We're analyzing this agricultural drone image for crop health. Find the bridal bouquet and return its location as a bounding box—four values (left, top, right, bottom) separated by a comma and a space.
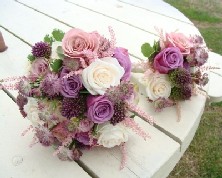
13, 28, 153, 168
132, 30, 209, 119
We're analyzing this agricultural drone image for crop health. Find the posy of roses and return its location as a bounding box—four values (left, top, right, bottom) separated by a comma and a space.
137, 30, 209, 119
11, 28, 154, 169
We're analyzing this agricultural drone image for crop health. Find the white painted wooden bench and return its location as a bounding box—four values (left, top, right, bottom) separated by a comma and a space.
207, 52, 222, 103
0, 0, 218, 177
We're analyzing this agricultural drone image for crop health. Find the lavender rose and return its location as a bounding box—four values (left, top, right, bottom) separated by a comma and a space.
78, 119, 94, 132
76, 132, 91, 145
113, 47, 131, 81
154, 47, 183, 74
87, 95, 114, 124
60, 68, 82, 98
62, 28, 99, 58
31, 57, 49, 76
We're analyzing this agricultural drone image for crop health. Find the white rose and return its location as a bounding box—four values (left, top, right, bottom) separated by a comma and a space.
98, 123, 128, 148
24, 98, 42, 127
82, 57, 124, 95
51, 41, 62, 59
144, 73, 171, 101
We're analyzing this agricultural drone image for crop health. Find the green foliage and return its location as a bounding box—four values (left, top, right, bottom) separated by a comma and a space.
79, 90, 90, 94
43, 29, 65, 46
141, 41, 161, 61
56, 46, 65, 59
27, 54, 35, 62
50, 59, 63, 72
141, 43, 154, 58
52, 29, 65, 42
44, 34, 54, 45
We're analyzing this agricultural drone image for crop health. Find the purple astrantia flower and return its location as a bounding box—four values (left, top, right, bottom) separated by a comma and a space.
87, 95, 114, 124
63, 57, 81, 71
60, 68, 82, 98
76, 132, 91, 145
35, 126, 54, 146
78, 119, 94, 132
31, 57, 49, 76
154, 47, 183, 74
113, 47, 131, 81
40, 73, 61, 97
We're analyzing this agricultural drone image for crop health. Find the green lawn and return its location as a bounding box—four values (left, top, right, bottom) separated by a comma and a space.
164, 0, 222, 177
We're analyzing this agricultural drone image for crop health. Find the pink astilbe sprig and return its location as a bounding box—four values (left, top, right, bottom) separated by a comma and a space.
63, 70, 83, 79
119, 143, 127, 170
175, 102, 181, 122
53, 136, 73, 157
199, 65, 220, 73
126, 102, 155, 125
192, 87, 210, 99
21, 125, 34, 136
1, 76, 27, 82
108, 26, 116, 55
29, 136, 39, 148
0, 82, 19, 90
122, 118, 150, 141
88, 131, 94, 146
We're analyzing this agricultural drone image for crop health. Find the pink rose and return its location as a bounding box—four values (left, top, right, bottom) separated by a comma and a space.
62, 28, 99, 58
31, 57, 49, 76
162, 32, 191, 55
78, 119, 94, 132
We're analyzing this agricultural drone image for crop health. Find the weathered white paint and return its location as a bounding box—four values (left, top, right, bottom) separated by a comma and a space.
118, 0, 193, 24
0, 91, 91, 178
67, 0, 199, 36
207, 52, 222, 103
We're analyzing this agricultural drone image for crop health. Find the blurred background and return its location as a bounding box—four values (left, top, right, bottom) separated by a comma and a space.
164, 0, 222, 177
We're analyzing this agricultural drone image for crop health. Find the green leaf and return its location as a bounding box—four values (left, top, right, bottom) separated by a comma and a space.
27, 54, 35, 62
50, 59, 63, 72
153, 40, 161, 52
56, 46, 65, 59
79, 90, 90, 94
52, 29, 65, 42
141, 43, 155, 58
44, 34, 54, 45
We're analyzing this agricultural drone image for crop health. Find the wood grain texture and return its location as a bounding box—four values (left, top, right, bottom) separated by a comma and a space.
0, 91, 91, 178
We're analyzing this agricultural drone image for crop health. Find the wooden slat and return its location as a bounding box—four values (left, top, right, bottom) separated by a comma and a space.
119, 0, 193, 25
0, 91, 91, 178
0, 2, 182, 177
208, 52, 222, 100
13, 0, 158, 60
0, 0, 70, 45
67, 0, 200, 36
80, 116, 180, 178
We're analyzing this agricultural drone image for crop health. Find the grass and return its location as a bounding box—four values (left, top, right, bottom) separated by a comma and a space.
163, 0, 222, 177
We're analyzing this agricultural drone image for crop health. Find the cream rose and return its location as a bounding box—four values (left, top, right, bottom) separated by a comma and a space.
144, 73, 171, 101
82, 57, 124, 95
24, 98, 42, 127
98, 123, 128, 148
